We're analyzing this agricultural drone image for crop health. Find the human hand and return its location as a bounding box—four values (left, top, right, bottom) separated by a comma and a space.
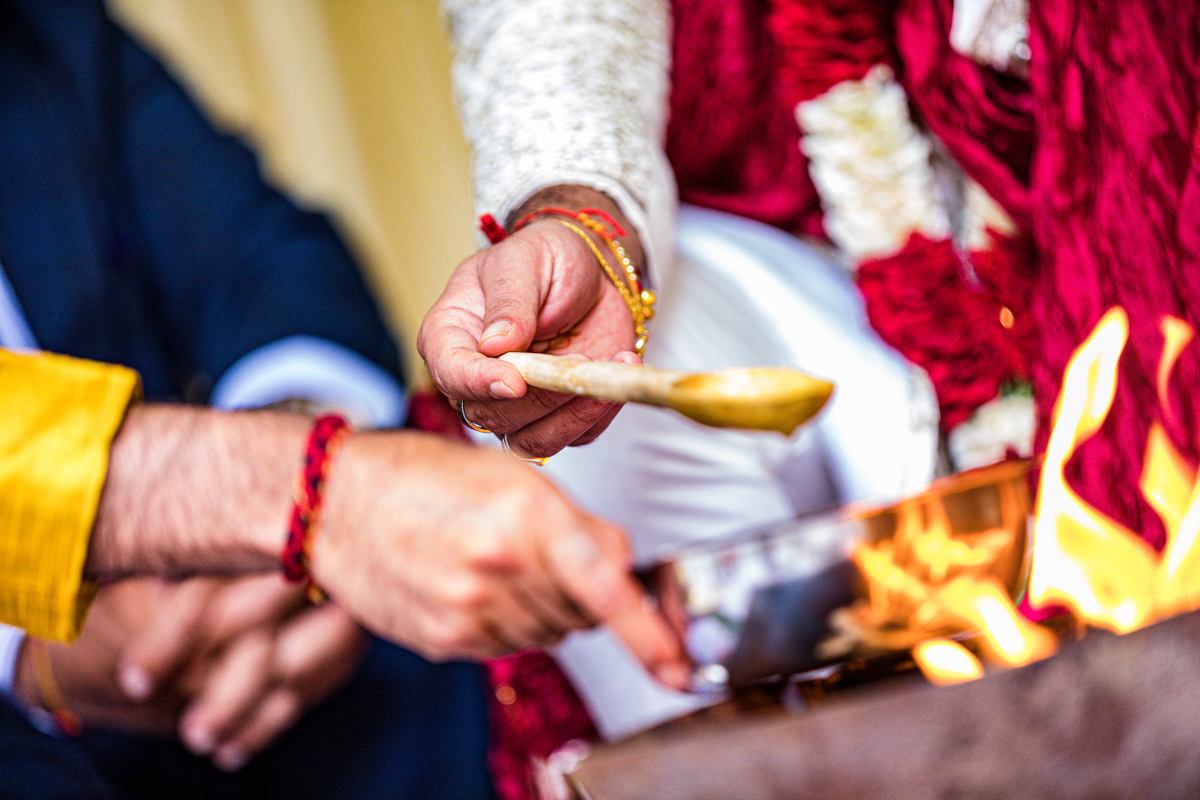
119, 574, 367, 771
16, 575, 367, 772
418, 186, 645, 459
311, 430, 690, 689
15, 578, 183, 737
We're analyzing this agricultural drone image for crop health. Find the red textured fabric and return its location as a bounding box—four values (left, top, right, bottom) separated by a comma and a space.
894, 0, 1036, 231
666, 0, 824, 237
670, 0, 1200, 550
485, 651, 600, 800
405, 387, 471, 442
857, 231, 1036, 431
894, 0, 1200, 547
1022, 0, 1200, 550
767, 0, 895, 105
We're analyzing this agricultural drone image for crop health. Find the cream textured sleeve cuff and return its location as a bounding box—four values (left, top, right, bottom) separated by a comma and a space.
442, 0, 679, 288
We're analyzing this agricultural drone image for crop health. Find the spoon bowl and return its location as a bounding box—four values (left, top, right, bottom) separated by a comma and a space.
668, 368, 834, 434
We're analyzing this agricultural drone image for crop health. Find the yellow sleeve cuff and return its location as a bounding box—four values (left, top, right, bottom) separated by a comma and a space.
0, 349, 140, 641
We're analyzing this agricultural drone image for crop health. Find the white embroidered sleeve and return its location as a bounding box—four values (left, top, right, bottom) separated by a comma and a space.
441, 0, 678, 286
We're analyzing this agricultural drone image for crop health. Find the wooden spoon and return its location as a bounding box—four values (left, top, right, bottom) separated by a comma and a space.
499, 351, 834, 435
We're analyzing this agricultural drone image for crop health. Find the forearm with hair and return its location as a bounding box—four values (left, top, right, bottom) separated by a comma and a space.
85, 405, 310, 581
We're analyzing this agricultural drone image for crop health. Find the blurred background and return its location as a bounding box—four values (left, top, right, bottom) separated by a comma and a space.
109, 0, 476, 384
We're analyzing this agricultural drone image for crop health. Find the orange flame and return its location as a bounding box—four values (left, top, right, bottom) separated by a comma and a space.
912, 639, 983, 685
852, 306, 1200, 686
933, 578, 1055, 667
1027, 308, 1200, 632
1027, 308, 1158, 632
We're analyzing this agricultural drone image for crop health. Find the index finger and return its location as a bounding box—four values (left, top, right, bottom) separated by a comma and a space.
543, 520, 690, 690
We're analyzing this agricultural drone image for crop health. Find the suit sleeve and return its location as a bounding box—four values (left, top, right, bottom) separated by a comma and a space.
111, 23, 405, 395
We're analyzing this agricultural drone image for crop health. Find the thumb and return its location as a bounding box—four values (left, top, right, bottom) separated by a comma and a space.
476, 239, 544, 358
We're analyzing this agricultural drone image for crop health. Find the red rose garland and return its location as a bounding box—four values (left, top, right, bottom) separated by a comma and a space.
768, 0, 1036, 436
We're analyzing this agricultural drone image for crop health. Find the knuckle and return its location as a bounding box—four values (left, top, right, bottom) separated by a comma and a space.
272, 689, 302, 725
442, 574, 492, 613
561, 397, 613, 429
421, 625, 459, 658
581, 566, 630, 620
463, 531, 518, 570
423, 618, 479, 659
506, 429, 559, 460
522, 387, 570, 415
509, 476, 558, 520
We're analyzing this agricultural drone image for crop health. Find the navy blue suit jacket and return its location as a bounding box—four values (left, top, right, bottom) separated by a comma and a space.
0, 0, 404, 400
0, 4, 495, 799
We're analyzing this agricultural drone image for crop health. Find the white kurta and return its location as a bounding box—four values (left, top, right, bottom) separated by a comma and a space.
443, 0, 940, 740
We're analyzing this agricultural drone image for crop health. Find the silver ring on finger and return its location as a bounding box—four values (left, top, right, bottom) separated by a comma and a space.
457, 400, 493, 434
502, 434, 549, 466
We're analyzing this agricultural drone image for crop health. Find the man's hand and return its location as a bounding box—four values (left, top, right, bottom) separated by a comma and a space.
311, 430, 690, 688
16, 575, 367, 772
418, 185, 645, 459
88, 404, 689, 692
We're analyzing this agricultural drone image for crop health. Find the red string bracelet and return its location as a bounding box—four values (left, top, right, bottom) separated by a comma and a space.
28, 639, 81, 737
478, 213, 508, 244
281, 412, 352, 601
477, 207, 627, 244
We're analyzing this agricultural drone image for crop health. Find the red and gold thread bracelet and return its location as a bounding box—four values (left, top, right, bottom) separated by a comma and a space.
281, 412, 352, 603
478, 208, 656, 356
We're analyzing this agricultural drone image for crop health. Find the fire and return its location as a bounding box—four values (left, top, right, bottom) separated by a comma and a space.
912, 639, 982, 685
934, 578, 1055, 667
850, 307, 1200, 685
1027, 308, 1200, 630
1026, 308, 1158, 632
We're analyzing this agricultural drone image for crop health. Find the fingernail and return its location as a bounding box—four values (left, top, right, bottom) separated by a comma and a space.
119, 666, 152, 700
489, 380, 518, 399
480, 321, 511, 343
214, 745, 248, 772
182, 723, 215, 756
654, 662, 693, 691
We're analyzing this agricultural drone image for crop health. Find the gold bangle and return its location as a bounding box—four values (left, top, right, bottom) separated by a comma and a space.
555, 219, 655, 357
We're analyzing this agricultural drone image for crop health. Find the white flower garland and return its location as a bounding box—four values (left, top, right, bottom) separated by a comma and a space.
798, 65, 948, 262
797, 64, 1014, 264
795, 63, 1031, 470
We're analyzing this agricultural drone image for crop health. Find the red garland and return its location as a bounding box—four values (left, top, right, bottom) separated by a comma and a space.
857, 231, 1036, 431
281, 413, 352, 587
764, 0, 1038, 430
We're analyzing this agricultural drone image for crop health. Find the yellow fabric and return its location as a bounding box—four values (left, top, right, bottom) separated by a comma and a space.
0, 350, 139, 641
